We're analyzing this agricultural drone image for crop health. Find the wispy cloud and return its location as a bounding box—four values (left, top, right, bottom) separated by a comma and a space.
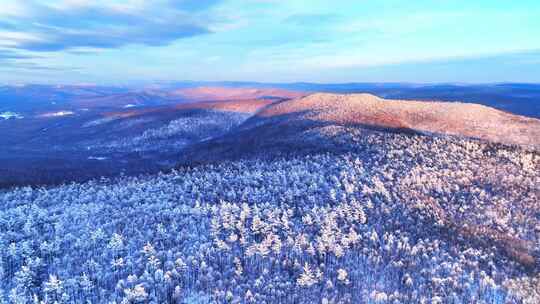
0, 0, 224, 52
0, 58, 80, 72
0, 0, 538, 83
0, 49, 39, 60
284, 13, 343, 26
168, 0, 223, 11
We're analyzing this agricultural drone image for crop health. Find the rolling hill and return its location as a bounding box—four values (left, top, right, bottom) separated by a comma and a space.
2, 90, 540, 188
0, 90, 538, 303
179, 93, 540, 164
258, 93, 540, 147
0, 85, 305, 116
145, 81, 540, 119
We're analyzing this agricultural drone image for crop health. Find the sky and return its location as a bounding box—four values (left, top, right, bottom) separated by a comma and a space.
0, 0, 539, 84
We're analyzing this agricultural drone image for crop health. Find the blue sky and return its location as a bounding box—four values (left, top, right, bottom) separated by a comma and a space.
0, 0, 539, 84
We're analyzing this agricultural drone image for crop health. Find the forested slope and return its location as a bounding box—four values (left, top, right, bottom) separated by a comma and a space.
1, 125, 538, 303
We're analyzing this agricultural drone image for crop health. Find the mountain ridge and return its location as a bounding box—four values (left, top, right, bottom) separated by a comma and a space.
254, 92, 540, 148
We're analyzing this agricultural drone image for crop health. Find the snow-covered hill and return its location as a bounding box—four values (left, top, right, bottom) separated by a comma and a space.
0, 125, 538, 303
0, 90, 539, 303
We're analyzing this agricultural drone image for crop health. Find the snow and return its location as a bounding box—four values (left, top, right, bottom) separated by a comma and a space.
39, 110, 75, 118
82, 116, 119, 127
0, 135, 537, 303
0, 111, 23, 120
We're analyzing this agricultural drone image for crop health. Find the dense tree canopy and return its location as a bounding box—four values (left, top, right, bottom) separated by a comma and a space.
0, 129, 538, 303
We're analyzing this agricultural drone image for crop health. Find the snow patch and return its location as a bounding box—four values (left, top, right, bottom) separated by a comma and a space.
0, 111, 24, 120
83, 116, 119, 127
39, 111, 75, 118
88, 156, 108, 161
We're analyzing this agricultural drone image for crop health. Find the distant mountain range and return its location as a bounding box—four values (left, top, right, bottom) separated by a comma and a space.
1, 85, 538, 187
1, 82, 539, 118
143, 81, 540, 118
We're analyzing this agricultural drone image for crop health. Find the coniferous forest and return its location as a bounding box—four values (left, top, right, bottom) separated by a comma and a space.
1, 126, 538, 303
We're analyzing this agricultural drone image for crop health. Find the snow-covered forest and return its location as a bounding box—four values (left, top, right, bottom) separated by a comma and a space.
1, 129, 539, 303
86, 111, 251, 153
